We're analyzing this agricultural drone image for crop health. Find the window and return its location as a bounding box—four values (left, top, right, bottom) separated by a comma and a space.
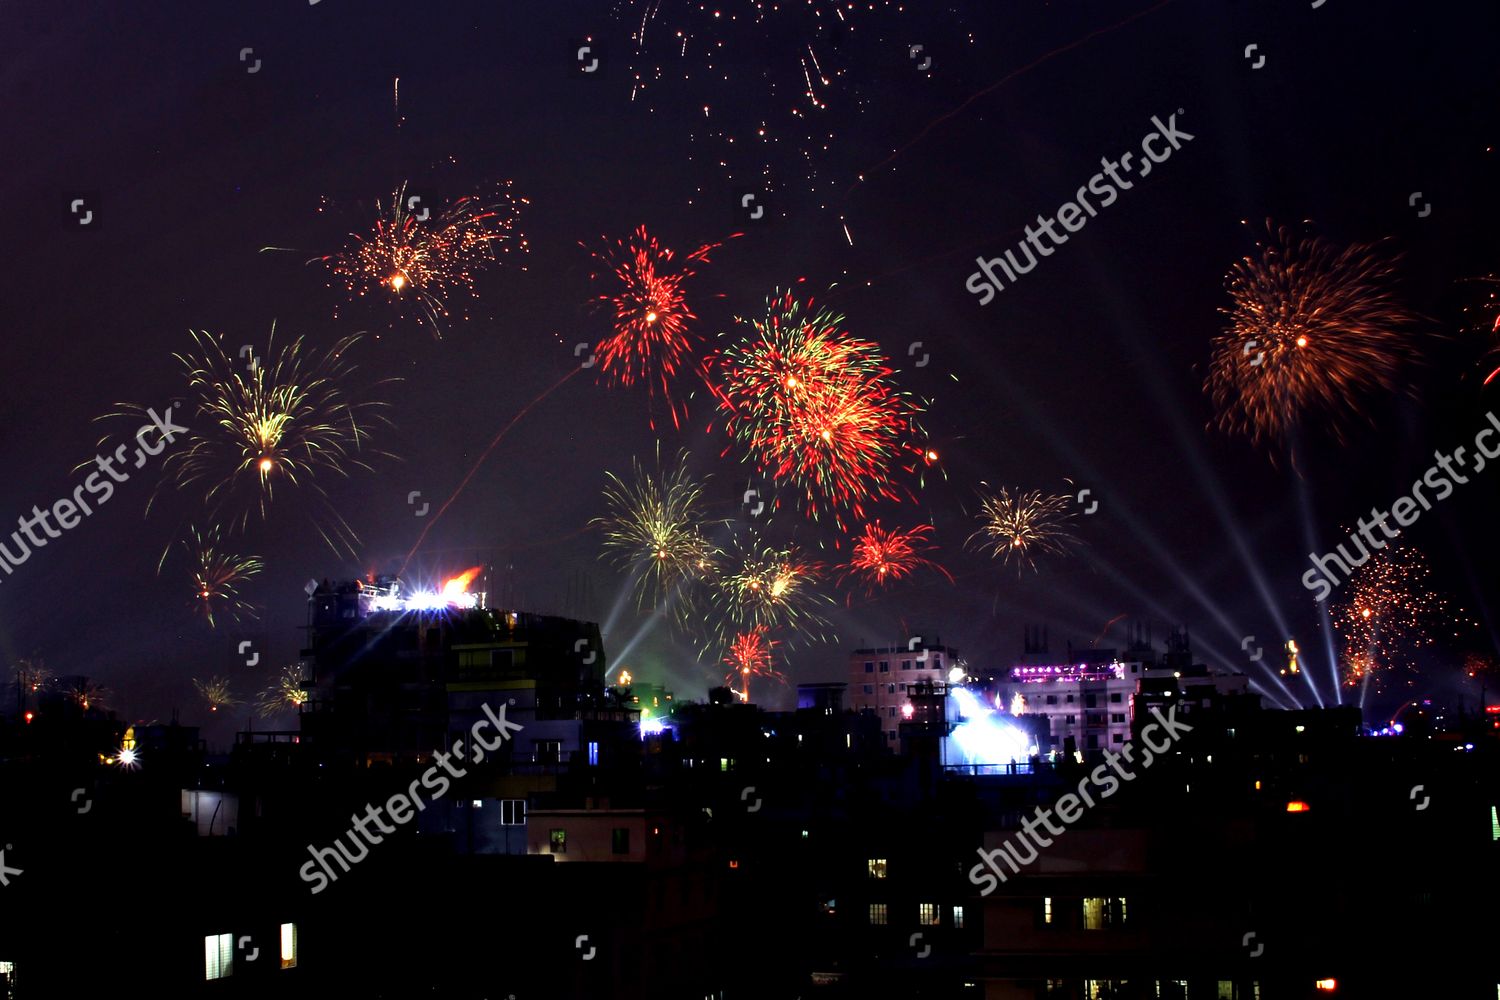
888, 684, 896, 694
1112, 733, 1124, 744
536, 740, 561, 762
863, 684, 874, 694
1110, 693, 1123, 703
588, 741, 599, 766
1083, 897, 1127, 929
1087, 735, 1099, 749
1046, 695, 1057, 705
1217, 982, 1234, 1000
901, 660, 912, 670
869, 903, 888, 925
1085, 694, 1097, 708
888, 707, 897, 718
279, 922, 298, 970
952, 905, 965, 929
868, 858, 888, 878
918, 903, 939, 925
1111, 713, 1126, 724
550, 828, 567, 854
886, 731, 896, 741
899, 683, 907, 691
1066, 715, 1076, 724
1043, 897, 1053, 924
500, 799, 526, 825
204, 933, 233, 980
932, 655, 941, 667
1066, 694, 1075, 703
879, 661, 890, 672
864, 661, 874, 673
612, 828, 630, 854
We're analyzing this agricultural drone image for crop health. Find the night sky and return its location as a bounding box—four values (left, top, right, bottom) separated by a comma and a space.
3, 0, 1497, 738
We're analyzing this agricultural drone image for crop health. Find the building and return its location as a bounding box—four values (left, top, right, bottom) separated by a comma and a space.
849, 638, 959, 746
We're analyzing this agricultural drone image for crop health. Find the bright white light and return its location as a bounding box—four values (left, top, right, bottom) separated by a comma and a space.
640, 717, 667, 738
947, 666, 966, 684
948, 687, 1033, 773
117, 747, 141, 770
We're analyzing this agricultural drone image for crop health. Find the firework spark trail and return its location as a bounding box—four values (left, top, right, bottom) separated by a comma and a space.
839, 521, 952, 597
708, 291, 927, 528
256, 663, 309, 717
402, 366, 583, 572
847, 0, 1178, 197
707, 531, 833, 650
182, 524, 264, 628
723, 625, 784, 703
592, 448, 718, 626
194, 675, 240, 713
583, 226, 730, 429
315, 180, 528, 338
967, 485, 1078, 574
1205, 222, 1423, 451
106, 328, 393, 556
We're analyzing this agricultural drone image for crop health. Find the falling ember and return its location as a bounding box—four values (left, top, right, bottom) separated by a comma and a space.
1331, 544, 1464, 692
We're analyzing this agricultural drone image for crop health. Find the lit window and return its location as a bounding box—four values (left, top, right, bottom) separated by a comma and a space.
720, 758, 730, 771
1043, 897, 1053, 924
1217, 982, 1234, 1000
1083, 897, 1105, 930
867, 858, 888, 879
869, 903, 888, 925
550, 828, 567, 854
612, 828, 630, 854
952, 905, 965, 929
279, 922, 297, 970
204, 933, 233, 980
588, 741, 599, 766
918, 903, 939, 926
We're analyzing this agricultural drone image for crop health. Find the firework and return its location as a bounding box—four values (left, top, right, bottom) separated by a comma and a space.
709, 532, 832, 648
839, 521, 951, 596
1332, 545, 1454, 691
1457, 275, 1500, 385
61, 677, 108, 713
584, 227, 725, 428
968, 486, 1077, 574
592, 449, 717, 624
316, 180, 528, 337
256, 663, 309, 717
723, 626, 785, 703
1205, 222, 1422, 449
709, 291, 927, 526
181, 524, 263, 628
194, 675, 240, 713
111, 328, 393, 555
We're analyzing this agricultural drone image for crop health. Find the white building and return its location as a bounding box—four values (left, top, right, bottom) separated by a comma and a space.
848, 640, 958, 746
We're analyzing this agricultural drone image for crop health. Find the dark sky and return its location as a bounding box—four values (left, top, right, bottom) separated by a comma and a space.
3, 0, 1497, 739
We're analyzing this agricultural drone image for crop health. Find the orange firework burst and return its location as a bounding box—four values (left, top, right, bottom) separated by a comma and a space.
709, 291, 927, 527
840, 522, 952, 596
709, 531, 832, 649
1206, 222, 1423, 450
723, 626, 784, 703
182, 524, 263, 628
584, 226, 727, 428
1332, 544, 1462, 692
317, 180, 528, 337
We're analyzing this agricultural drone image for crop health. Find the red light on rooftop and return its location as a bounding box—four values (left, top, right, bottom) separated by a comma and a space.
728, 859, 739, 869
1286, 800, 1311, 813
1485, 705, 1500, 714
24, 711, 34, 723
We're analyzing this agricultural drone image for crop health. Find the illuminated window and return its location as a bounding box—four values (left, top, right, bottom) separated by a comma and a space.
952, 905, 965, 929
550, 829, 567, 854
279, 922, 297, 970
204, 933, 233, 980
1491, 805, 1499, 841
918, 903, 939, 925
612, 828, 630, 854
1043, 897, 1053, 924
869, 903, 888, 925
1217, 982, 1233, 1000
588, 742, 599, 766
867, 858, 888, 879
1083, 897, 1105, 930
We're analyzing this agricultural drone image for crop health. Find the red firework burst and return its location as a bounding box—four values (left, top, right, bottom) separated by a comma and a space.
709, 291, 927, 526
723, 626, 784, 703
584, 226, 727, 428
839, 522, 952, 596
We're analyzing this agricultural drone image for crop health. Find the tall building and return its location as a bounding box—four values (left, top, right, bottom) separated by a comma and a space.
848, 638, 958, 746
